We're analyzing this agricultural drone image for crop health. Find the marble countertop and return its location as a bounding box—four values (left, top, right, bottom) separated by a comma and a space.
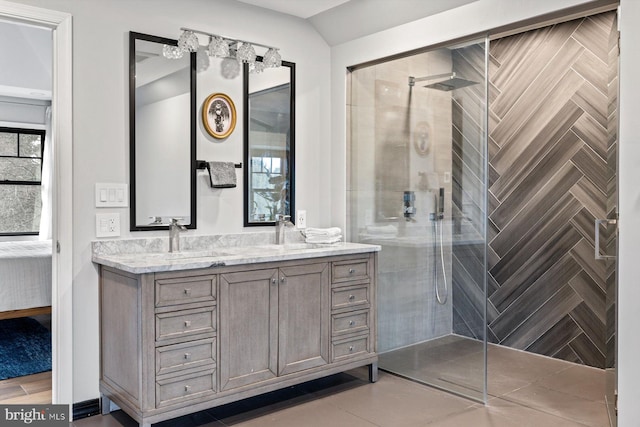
92, 240, 381, 274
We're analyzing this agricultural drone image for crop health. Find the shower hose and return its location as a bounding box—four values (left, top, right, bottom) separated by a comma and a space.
432, 218, 448, 305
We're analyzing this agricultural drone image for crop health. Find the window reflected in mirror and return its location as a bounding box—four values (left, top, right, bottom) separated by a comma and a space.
244, 61, 295, 226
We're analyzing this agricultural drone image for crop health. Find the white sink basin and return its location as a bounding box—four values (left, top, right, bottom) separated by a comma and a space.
117, 250, 232, 261
219, 243, 335, 257
265, 242, 339, 251
163, 250, 232, 259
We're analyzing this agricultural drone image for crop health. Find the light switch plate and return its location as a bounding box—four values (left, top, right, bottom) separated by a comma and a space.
96, 213, 121, 237
95, 183, 128, 207
296, 210, 307, 229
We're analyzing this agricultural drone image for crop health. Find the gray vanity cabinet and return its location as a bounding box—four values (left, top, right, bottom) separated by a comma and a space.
277, 263, 330, 375
219, 262, 329, 391
219, 268, 279, 391
98, 253, 377, 427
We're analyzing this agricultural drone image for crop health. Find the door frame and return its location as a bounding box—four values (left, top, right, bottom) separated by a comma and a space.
0, 0, 73, 415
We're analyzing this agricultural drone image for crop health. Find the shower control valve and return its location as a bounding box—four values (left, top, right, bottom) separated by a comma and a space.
403, 190, 416, 221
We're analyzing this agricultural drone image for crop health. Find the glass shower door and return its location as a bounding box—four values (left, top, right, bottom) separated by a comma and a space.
347, 37, 488, 402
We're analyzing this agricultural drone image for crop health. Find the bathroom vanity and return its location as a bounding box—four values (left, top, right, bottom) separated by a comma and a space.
92, 235, 379, 427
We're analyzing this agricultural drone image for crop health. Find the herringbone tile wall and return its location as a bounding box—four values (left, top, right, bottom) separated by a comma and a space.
452, 11, 617, 369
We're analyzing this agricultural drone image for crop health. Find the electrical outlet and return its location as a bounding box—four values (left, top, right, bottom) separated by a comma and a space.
296, 210, 307, 229
96, 213, 121, 237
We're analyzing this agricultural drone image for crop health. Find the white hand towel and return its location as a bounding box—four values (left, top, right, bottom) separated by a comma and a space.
305, 234, 342, 244
304, 227, 342, 237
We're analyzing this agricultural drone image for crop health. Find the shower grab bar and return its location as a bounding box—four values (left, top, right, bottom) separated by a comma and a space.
594, 218, 617, 260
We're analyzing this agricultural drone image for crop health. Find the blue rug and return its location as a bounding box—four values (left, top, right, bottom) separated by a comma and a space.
0, 317, 51, 380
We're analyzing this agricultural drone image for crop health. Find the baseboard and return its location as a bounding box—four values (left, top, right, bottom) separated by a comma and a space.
73, 398, 100, 420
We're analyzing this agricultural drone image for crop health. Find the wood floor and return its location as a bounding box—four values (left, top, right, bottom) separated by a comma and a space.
0, 370, 51, 404
0, 313, 52, 404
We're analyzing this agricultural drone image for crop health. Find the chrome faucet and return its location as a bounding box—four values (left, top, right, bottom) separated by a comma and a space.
169, 218, 187, 253
275, 214, 294, 245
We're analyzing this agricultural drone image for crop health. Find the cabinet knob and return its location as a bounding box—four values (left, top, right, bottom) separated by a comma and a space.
349, 268, 355, 274
184, 320, 191, 328
272, 278, 277, 284
184, 385, 191, 393
184, 288, 191, 296
349, 320, 355, 326
348, 295, 355, 301
281, 277, 286, 283
349, 346, 354, 352
184, 353, 191, 360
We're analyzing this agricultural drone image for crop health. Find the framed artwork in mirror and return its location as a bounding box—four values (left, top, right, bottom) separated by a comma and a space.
202, 92, 236, 139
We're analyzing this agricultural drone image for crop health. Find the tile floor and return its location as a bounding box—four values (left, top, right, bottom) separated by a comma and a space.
72, 339, 612, 427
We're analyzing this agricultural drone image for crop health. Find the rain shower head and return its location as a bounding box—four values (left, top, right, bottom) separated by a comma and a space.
408, 72, 478, 91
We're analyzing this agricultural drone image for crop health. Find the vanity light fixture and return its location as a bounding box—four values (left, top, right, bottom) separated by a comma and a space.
164, 27, 282, 74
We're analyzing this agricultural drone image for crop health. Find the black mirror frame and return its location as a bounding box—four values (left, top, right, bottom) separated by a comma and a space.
243, 60, 296, 227
129, 31, 197, 231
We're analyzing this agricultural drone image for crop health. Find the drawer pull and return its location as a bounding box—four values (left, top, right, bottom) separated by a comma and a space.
184, 352, 191, 360
184, 385, 191, 393
184, 288, 191, 296
349, 320, 355, 326
349, 268, 355, 274
184, 320, 191, 328
348, 295, 355, 301
349, 346, 354, 352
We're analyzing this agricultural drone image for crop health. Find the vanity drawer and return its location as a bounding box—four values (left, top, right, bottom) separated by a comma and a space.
331, 335, 369, 361
156, 368, 216, 407
332, 309, 369, 336
156, 338, 216, 377
332, 284, 369, 310
332, 259, 369, 283
156, 307, 216, 343
155, 275, 216, 307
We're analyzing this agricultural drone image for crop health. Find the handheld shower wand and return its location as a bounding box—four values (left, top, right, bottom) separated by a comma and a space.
430, 187, 448, 305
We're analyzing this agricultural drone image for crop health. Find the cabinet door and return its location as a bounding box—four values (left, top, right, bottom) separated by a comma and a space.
278, 263, 329, 375
219, 268, 278, 391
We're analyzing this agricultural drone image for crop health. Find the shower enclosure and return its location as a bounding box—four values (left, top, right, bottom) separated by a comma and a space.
347, 38, 488, 402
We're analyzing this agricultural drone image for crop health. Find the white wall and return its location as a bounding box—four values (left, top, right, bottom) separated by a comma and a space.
616, 1, 640, 425
332, 0, 640, 424
7, 0, 331, 402
0, 20, 51, 96
136, 93, 191, 224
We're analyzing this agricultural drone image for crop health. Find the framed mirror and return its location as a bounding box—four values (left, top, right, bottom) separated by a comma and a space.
243, 60, 295, 226
129, 32, 196, 231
